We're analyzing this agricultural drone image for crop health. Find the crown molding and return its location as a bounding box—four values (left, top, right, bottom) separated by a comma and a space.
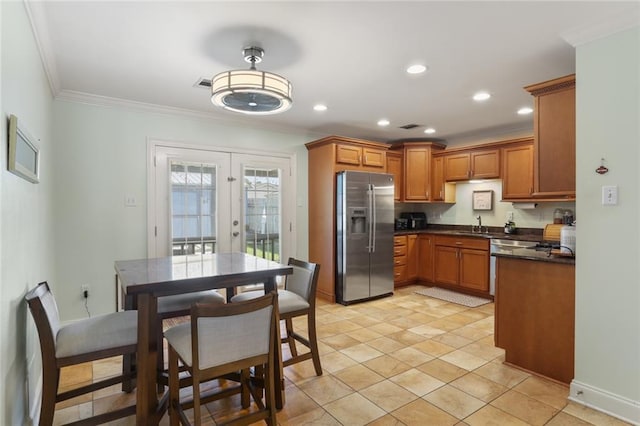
24, 1, 61, 96
561, 11, 640, 47
55, 90, 323, 139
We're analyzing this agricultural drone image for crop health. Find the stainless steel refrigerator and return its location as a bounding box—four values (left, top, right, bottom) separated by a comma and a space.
336, 171, 394, 305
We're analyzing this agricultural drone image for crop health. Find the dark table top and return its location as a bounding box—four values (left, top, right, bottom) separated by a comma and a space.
115, 252, 293, 296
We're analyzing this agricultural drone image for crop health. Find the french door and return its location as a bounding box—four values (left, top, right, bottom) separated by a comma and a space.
148, 142, 294, 262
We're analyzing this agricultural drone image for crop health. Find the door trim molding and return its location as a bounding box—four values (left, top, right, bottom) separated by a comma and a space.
146, 138, 297, 259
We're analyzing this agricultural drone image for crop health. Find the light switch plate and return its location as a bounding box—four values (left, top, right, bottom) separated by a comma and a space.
602, 185, 618, 205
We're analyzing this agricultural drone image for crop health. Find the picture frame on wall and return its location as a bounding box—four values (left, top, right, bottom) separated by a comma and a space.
472, 190, 493, 211
7, 114, 40, 183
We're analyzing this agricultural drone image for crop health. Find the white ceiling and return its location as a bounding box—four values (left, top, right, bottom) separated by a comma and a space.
27, 1, 640, 144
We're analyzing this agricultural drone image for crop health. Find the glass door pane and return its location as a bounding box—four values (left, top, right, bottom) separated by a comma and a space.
243, 167, 281, 261
170, 163, 216, 255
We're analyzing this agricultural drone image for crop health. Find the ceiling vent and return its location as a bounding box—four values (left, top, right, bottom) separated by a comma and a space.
194, 78, 212, 88
399, 123, 421, 129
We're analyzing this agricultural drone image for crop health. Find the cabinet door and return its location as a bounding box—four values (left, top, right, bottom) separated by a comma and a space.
404, 147, 431, 201
386, 153, 403, 201
336, 144, 362, 166
459, 249, 489, 291
434, 245, 459, 285
417, 235, 434, 282
502, 143, 534, 199
407, 234, 418, 280
470, 149, 500, 179
362, 148, 385, 168
527, 75, 576, 199
431, 156, 445, 201
444, 153, 470, 181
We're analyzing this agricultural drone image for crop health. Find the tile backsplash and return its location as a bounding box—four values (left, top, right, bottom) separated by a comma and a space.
395, 180, 575, 229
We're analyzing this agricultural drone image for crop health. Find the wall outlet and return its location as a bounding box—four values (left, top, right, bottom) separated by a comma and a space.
506, 211, 514, 222
81, 284, 89, 298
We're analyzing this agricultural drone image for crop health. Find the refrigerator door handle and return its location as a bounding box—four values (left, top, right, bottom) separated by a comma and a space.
370, 183, 376, 253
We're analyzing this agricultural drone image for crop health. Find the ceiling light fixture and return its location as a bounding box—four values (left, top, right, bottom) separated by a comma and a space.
377, 119, 390, 126
517, 107, 533, 115
473, 91, 491, 101
211, 46, 292, 115
407, 64, 427, 74
424, 127, 436, 134
313, 104, 327, 112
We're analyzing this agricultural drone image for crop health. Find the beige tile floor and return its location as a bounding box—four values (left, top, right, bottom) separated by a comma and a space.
53, 285, 631, 425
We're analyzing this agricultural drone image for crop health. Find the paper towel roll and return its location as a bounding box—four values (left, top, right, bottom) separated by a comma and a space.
512, 202, 538, 209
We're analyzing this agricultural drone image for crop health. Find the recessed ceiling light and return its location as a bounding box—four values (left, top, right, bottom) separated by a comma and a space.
424, 127, 436, 134
313, 104, 328, 112
407, 64, 427, 74
473, 92, 491, 101
517, 107, 533, 115
377, 119, 390, 126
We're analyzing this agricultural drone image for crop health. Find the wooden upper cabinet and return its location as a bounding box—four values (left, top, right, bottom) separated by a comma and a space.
525, 74, 576, 199
335, 143, 385, 169
471, 149, 500, 179
391, 142, 445, 202
444, 153, 470, 181
431, 155, 456, 203
386, 151, 403, 201
444, 149, 500, 181
502, 141, 534, 200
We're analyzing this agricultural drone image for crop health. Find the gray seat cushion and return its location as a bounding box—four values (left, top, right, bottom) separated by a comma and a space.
158, 290, 225, 314
56, 310, 138, 358
231, 290, 308, 314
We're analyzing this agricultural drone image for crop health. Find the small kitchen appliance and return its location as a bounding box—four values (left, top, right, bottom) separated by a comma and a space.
399, 212, 427, 230
394, 218, 408, 230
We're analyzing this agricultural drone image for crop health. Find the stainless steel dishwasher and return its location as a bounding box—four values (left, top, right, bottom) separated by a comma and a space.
489, 239, 538, 295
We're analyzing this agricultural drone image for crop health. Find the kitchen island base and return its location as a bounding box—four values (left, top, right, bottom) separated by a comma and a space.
494, 256, 575, 384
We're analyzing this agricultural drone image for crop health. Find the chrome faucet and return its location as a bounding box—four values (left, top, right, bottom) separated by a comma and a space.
472, 215, 485, 233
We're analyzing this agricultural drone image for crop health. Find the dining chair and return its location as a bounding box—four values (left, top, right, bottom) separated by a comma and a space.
164, 292, 279, 426
123, 289, 227, 390
231, 258, 322, 375
25, 281, 138, 426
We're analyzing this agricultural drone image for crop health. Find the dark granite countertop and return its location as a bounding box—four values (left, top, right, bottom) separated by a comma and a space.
394, 224, 543, 242
492, 247, 575, 265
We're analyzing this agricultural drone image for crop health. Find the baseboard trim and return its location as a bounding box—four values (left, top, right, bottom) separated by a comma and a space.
28, 371, 42, 426
569, 380, 639, 425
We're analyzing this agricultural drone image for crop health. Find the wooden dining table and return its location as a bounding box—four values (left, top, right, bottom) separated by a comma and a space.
115, 252, 293, 425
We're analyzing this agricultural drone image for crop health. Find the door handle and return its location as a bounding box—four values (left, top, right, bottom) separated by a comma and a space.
232, 232, 239, 237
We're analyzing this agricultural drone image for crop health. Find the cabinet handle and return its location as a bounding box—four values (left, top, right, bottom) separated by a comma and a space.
455, 242, 462, 245
426, 191, 430, 199
440, 190, 443, 199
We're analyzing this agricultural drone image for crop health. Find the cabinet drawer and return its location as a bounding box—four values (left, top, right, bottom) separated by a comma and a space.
393, 244, 407, 257
394, 235, 407, 246
394, 265, 407, 282
394, 254, 407, 266
434, 235, 489, 251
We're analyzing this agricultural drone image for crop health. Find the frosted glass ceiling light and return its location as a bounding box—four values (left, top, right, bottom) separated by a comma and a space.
473, 91, 491, 101
211, 46, 292, 115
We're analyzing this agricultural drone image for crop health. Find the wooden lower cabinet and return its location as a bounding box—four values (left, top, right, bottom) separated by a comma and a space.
495, 257, 575, 384
417, 234, 434, 282
433, 235, 490, 296
394, 234, 417, 286
407, 234, 417, 281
